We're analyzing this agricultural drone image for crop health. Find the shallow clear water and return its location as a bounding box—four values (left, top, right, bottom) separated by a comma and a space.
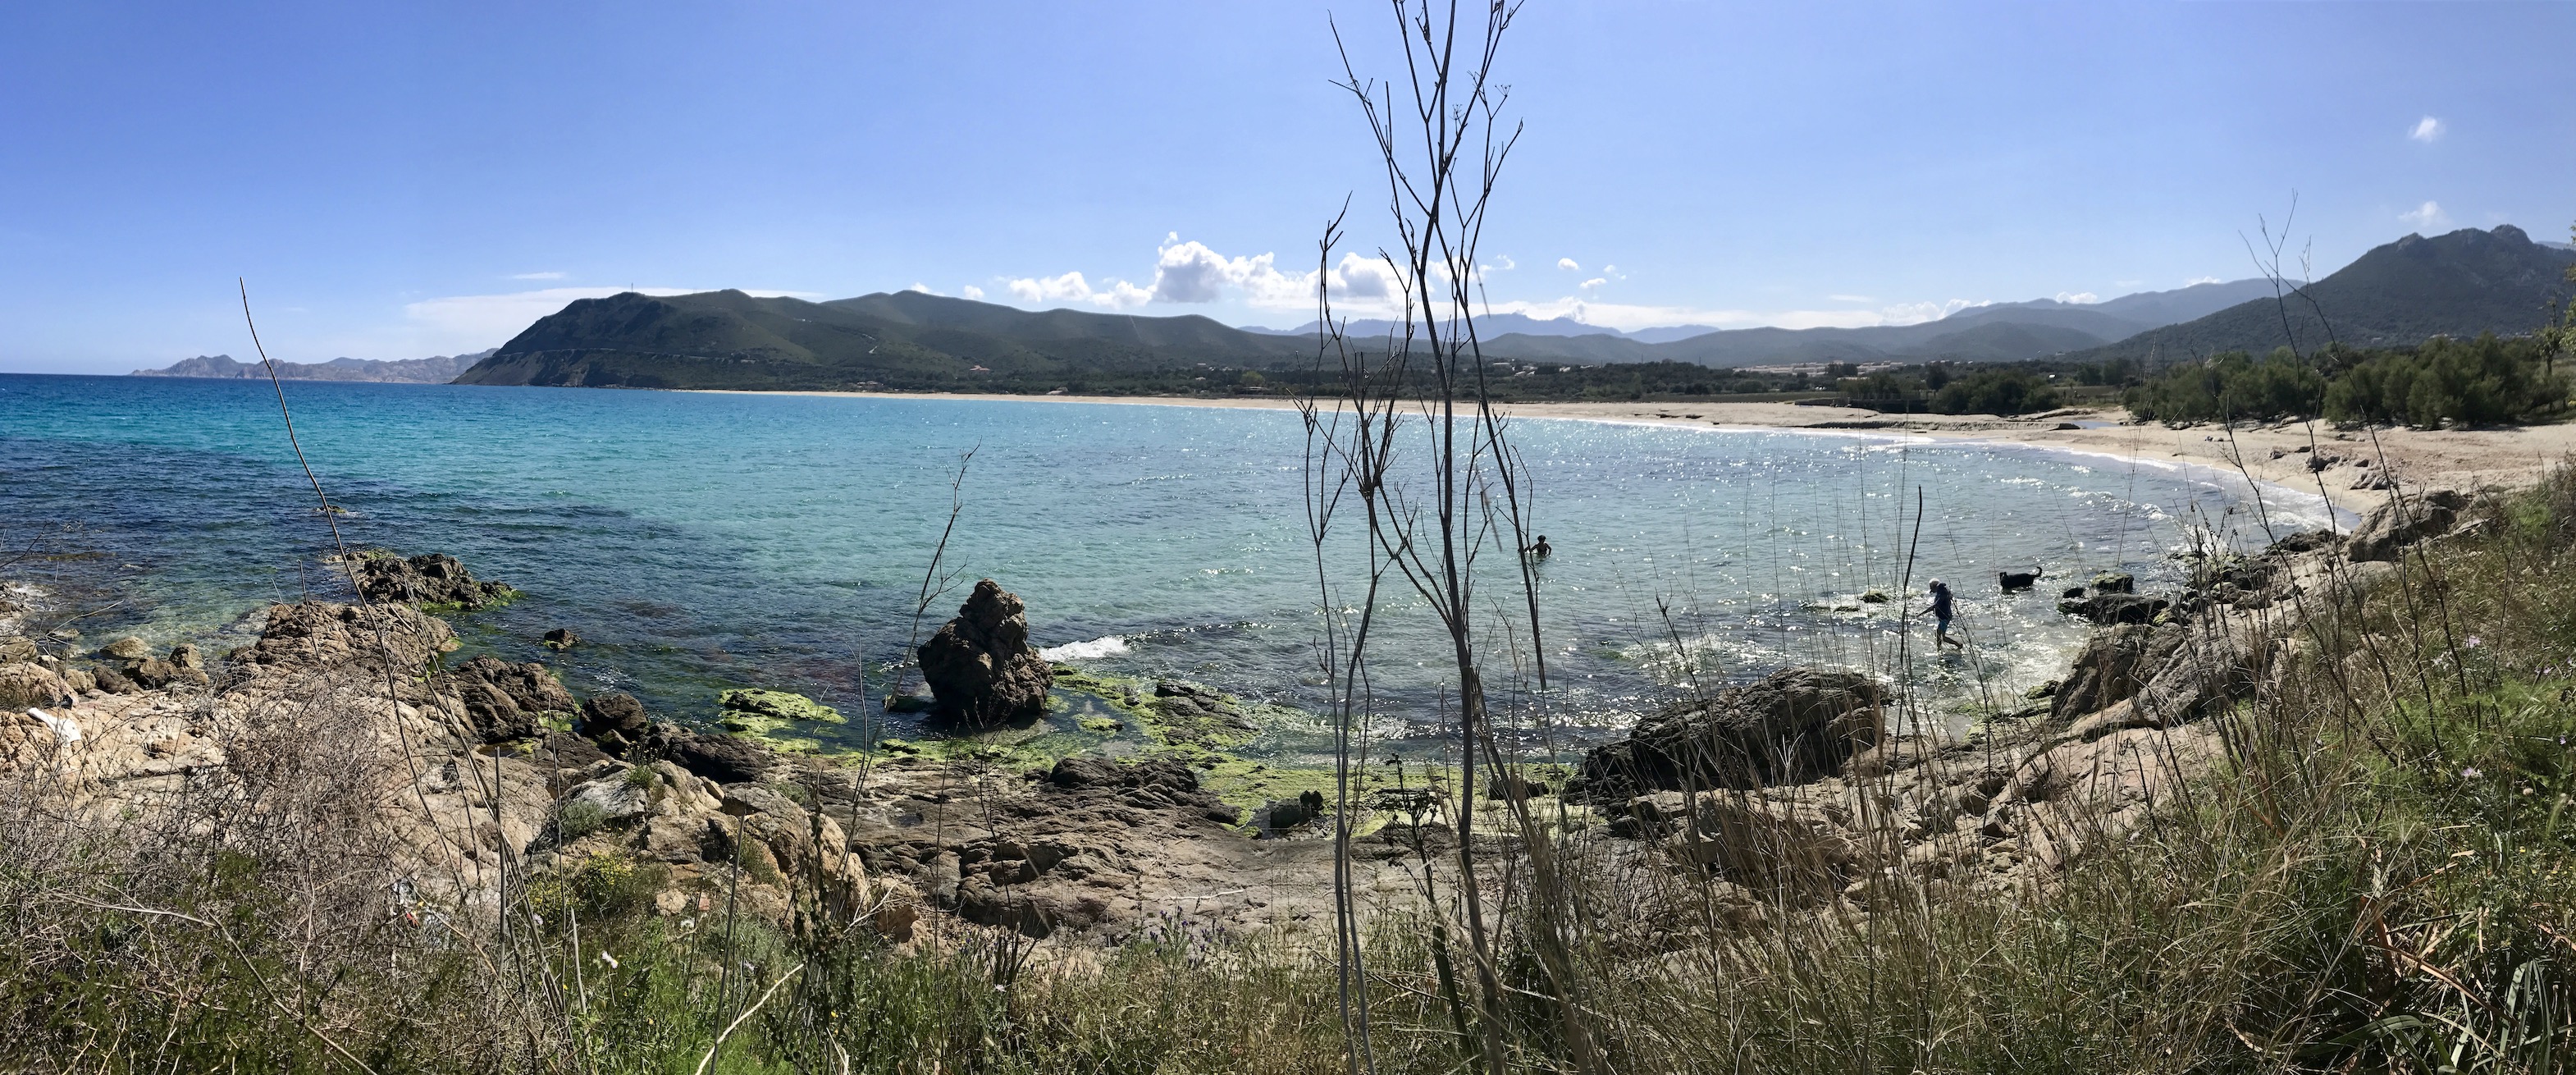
0, 374, 2328, 758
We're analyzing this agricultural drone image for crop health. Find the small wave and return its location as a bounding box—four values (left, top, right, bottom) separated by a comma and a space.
1039, 635, 1131, 662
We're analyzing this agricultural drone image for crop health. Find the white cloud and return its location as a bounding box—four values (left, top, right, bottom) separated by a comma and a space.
961, 284, 985, 301
2054, 291, 2099, 304
509, 271, 566, 281
1098, 280, 1153, 310
907, 282, 940, 295
1487, 255, 1516, 272
1001, 268, 1159, 311
1005, 236, 1414, 315
1601, 264, 1618, 275
2184, 276, 2222, 286
402, 286, 821, 345
2409, 116, 2444, 143
1556, 258, 1580, 271
2399, 200, 2450, 230
1007, 271, 1097, 304
1578, 277, 1608, 292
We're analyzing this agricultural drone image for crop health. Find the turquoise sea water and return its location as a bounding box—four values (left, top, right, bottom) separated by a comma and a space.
0, 374, 2329, 757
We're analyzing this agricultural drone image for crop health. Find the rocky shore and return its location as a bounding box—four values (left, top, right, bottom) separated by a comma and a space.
0, 491, 2482, 945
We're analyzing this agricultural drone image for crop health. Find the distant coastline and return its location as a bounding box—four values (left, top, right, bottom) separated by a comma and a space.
687, 387, 2575, 515
129, 350, 494, 384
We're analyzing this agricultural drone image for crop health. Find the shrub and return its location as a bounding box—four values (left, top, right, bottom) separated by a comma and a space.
2323, 332, 2569, 428
553, 799, 608, 844
1930, 368, 2062, 415
2124, 347, 2327, 423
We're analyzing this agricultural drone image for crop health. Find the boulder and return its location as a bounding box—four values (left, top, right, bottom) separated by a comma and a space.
2052, 624, 2185, 720
2057, 594, 2169, 625
638, 721, 776, 784
1569, 667, 1884, 801
99, 636, 152, 661
918, 579, 1053, 725
347, 550, 518, 610
448, 655, 577, 743
541, 627, 581, 652
2090, 572, 2135, 595
2348, 488, 2469, 563
127, 658, 182, 690
0, 637, 39, 663
169, 643, 203, 671
579, 692, 651, 740
0, 662, 68, 710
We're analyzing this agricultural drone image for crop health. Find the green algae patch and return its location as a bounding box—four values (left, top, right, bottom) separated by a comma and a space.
718, 688, 846, 729
1048, 667, 1272, 752
713, 688, 849, 755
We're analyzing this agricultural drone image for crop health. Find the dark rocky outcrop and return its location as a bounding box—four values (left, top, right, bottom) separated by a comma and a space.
541, 628, 581, 652
2052, 624, 2185, 720
919, 579, 1052, 725
2348, 488, 2469, 562
348, 551, 517, 610
1568, 667, 1885, 801
448, 656, 577, 743
578, 692, 650, 743
635, 720, 777, 785
2057, 593, 2170, 625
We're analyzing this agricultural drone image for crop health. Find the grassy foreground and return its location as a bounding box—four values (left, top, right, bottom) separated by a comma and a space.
7, 475, 2576, 1073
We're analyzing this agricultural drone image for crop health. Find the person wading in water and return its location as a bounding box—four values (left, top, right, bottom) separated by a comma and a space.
1524, 535, 1552, 559
1921, 579, 1963, 651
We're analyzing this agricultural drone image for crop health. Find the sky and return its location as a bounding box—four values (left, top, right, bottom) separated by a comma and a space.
2, 2, 2571, 373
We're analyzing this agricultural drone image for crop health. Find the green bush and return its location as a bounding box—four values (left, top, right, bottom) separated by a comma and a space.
2323, 332, 2569, 428
2124, 347, 2327, 423
555, 799, 608, 844
1930, 368, 2062, 415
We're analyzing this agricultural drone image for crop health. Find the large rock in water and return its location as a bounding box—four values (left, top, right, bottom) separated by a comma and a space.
1568, 667, 1884, 802
2347, 488, 2469, 562
346, 551, 518, 610
918, 579, 1053, 725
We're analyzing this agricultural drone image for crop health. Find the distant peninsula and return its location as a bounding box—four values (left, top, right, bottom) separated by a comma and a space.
131, 350, 496, 384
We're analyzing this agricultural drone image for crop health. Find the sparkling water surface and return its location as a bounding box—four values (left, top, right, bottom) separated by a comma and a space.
0, 374, 2328, 757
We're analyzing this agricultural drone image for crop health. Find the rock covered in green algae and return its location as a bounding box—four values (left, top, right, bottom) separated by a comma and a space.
716, 689, 844, 735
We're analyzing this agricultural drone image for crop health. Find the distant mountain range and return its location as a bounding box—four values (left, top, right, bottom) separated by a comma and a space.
2071, 226, 2575, 363
454, 275, 2300, 391
133, 350, 496, 383
213, 225, 2566, 393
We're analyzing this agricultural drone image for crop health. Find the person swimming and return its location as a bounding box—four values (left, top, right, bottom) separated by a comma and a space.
1526, 535, 1552, 558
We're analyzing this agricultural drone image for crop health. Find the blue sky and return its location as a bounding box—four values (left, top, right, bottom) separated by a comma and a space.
2, 2, 2570, 373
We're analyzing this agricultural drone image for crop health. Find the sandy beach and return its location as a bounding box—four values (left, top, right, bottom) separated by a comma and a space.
696, 388, 2576, 516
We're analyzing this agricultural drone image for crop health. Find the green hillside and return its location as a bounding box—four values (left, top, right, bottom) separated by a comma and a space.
453, 290, 1317, 391
2076, 226, 2576, 364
